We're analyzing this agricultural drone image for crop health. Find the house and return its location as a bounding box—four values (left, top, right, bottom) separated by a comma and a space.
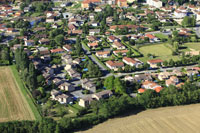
94, 7, 102, 12
108, 35, 119, 42
55, 94, 73, 104
51, 89, 61, 99
6, 28, 15, 33
106, 60, 124, 70
62, 54, 73, 64
142, 80, 163, 92
52, 78, 63, 86
133, 74, 153, 82
174, 8, 187, 18
79, 96, 93, 107
25, 40, 34, 46
146, 0, 163, 8
46, 16, 55, 23
158, 72, 171, 81
68, 30, 83, 35
89, 13, 95, 20
147, 59, 163, 68
186, 70, 199, 76
24, 7, 30, 12
112, 41, 126, 49
106, 17, 114, 24
145, 34, 159, 42
38, 38, 49, 45
165, 76, 179, 87
138, 88, 146, 93
46, 11, 54, 18
81, 78, 96, 93
117, 0, 128, 8
68, 24, 77, 30
96, 51, 110, 58
66, 68, 81, 79
89, 29, 100, 35
88, 42, 99, 49
92, 90, 113, 100
50, 48, 65, 54
122, 57, 143, 67
63, 44, 72, 52
87, 36, 98, 42
58, 82, 75, 92
113, 49, 129, 56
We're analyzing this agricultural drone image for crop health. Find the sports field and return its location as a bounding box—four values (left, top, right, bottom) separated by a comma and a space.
138, 43, 179, 61
83, 104, 200, 133
0, 67, 35, 122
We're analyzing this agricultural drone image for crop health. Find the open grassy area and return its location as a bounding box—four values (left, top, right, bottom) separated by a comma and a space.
0, 66, 38, 122
183, 42, 200, 51
83, 103, 200, 133
154, 33, 168, 39
10, 65, 42, 120
137, 43, 179, 62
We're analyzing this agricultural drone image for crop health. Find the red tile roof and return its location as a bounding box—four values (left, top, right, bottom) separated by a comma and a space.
148, 59, 163, 64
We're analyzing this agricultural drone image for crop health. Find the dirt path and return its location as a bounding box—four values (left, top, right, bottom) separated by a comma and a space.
82, 104, 200, 133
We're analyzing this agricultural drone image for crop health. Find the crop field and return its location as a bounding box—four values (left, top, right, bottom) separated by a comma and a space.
0, 67, 35, 122
83, 104, 200, 133
137, 43, 179, 61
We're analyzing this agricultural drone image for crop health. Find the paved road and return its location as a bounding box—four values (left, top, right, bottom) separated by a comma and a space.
82, 43, 107, 71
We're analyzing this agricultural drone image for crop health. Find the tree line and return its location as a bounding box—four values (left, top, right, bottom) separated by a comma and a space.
1, 79, 200, 132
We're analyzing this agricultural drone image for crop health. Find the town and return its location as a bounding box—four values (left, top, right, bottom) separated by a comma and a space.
1, 0, 200, 132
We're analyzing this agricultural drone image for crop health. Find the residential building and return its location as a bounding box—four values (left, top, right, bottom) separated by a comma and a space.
106, 60, 124, 70
147, 59, 163, 68
92, 90, 113, 100
96, 51, 110, 58
81, 78, 96, 93
113, 49, 129, 56
122, 57, 143, 67
58, 82, 75, 92
112, 41, 126, 49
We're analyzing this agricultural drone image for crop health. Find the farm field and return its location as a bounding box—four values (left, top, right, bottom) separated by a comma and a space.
0, 66, 35, 122
83, 104, 200, 133
137, 43, 179, 62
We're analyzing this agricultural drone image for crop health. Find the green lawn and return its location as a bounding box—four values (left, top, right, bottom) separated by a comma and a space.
137, 43, 179, 62
183, 42, 200, 51
154, 33, 168, 39
10, 65, 42, 120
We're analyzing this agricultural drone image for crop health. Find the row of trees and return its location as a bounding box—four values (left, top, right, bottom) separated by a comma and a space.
15, 48, 37, 90
0, 46, 11, 65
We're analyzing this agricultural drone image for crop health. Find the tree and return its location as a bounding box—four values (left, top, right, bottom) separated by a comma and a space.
55, 34, 64, 46
163, 60, 168, 67
104, 76, 115, 90
114, 77, 126, 94
182, 16, 196, 27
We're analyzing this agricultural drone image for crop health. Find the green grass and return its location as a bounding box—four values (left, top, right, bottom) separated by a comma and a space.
10, 65, 42, 120
183, 42, 200, 51
154, 33, 168, 39
72, 2, 81, 9
31, 12, 43, 17
137, 43, 179, 62
122, 41, 142, 56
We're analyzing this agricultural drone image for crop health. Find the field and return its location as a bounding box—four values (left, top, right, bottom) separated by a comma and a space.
183, 42, 200, 51
0, 67, 36, 122
137, 43, 179, 61
83, 104, 200, 133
